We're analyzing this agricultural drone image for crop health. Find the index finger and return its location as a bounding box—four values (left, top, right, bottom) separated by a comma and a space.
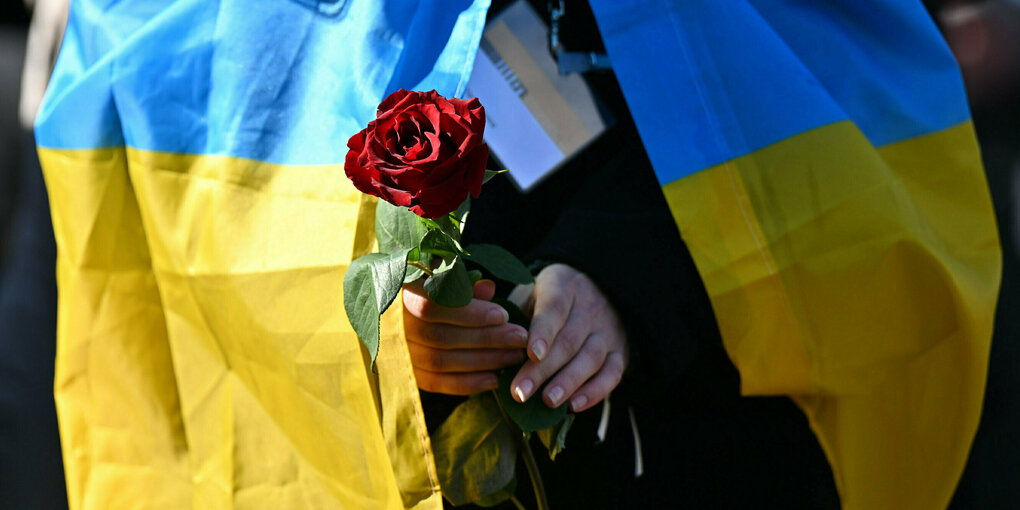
526, 282, 572, 361
403, 281, 509, 327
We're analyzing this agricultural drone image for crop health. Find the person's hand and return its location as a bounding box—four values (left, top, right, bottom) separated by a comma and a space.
507, 264, 628, 413
403, 279, 529, 395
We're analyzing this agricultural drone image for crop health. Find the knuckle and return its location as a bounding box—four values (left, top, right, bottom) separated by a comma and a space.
580, 346, 605, 369
549, 263, 572, 280
566, 270, 586, 290
582, 295, 603, 316
404, 289, 427, 314
423, 323, 443, 345
427, 350, 446, 372
473, 303, 498, 325
553, 298, 572, 317
417, 297, 436, 316
557, 369, 584, 393
558, 330, 585, 354
414, 370, 436, 392
539, 296, 568, 319
604, 354, 625, 383
457, 375, 484, 395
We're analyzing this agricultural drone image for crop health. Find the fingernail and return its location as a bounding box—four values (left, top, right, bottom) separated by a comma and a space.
502, 350, 524, 365
505, 329, 528, 347
513, 379, 533, 402
547, 386, 564, 406
482, 375, 499, 390
570, 395, 587, 411
487, 308, 509, 325
531, 339, 547, 360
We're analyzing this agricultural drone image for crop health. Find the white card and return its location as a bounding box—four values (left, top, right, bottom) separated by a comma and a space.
464, 0, 611, 192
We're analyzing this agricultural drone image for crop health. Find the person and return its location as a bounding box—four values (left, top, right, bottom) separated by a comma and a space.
404, 60, 841, 508
404, 1, 1002, 509
34, 1, 492, 508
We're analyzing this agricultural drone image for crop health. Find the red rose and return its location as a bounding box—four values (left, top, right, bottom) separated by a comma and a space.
344, 89, 489, 218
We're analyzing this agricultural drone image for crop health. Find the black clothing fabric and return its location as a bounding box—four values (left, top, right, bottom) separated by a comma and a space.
460, 82, 838, 510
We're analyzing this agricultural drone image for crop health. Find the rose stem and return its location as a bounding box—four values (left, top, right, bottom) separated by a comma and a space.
491, 390, 550, 510
519, 430, 549, 510
510, 496, 527, 510
407, 261, 434, 276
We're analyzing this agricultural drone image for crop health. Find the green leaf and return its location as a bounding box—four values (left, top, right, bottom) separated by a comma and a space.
483, 169, 508, 184
403, 248, 426, 283
375, 201, 427, 252
419, 229, 460, 259
495, 366, 568, 434
404, 266, 426, 284
433, 394, 519, 507
424, 257, 473, 308
451, 197, 471, 233
536, 413, 575, 461
467, 269, 484, 284
465, 244, 534, 285
418, 217, 442, 231
343, 249, 410, 364
433, 254, 457, 275
433, 213, 463, 243
473, 476, 516, 508
404, 259, 430, 284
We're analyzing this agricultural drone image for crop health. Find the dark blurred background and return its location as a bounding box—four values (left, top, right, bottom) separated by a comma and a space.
925, 1, 1020, 507
0, 0, 1016, 508
0, 0, 66, 508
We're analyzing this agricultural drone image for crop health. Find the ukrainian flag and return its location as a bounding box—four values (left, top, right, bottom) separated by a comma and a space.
36, 1, 488, 508
589, 1, 1001, 508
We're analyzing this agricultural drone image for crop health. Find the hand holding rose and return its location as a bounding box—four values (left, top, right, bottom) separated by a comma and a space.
405, 263, 628, 413
507, 264, 628, 413
404, 279, 528, 395
345, 88, 563, 507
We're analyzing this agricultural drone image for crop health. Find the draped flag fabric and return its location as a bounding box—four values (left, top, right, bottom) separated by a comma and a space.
36, 1, 489, 508
589, 1, 1002, 508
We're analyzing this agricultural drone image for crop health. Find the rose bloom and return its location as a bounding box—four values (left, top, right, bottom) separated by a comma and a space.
345, 89, 489, 218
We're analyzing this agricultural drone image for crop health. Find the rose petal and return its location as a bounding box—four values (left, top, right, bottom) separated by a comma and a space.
421, 90, 443, 107
346, 128, 367, 153
433, 94, 459, 117
366, 136, 402, 167
417, 145, 462, 184
462, 143, 489, 197
449, 97, 484, 130
416, 176, 469, 218
374, 183, 414, 207
416, 131, 444, 166
439, 113, 469, 144
381, 165, 425, 191
416, 159, 474, 216
404, 141, 426, 161
377, 89, 411, 116
346, 149, 391, 201
347, 90, 489, 217
418, 103, 442, 134
374, 112, 400, 142
454, 133, 484, 159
